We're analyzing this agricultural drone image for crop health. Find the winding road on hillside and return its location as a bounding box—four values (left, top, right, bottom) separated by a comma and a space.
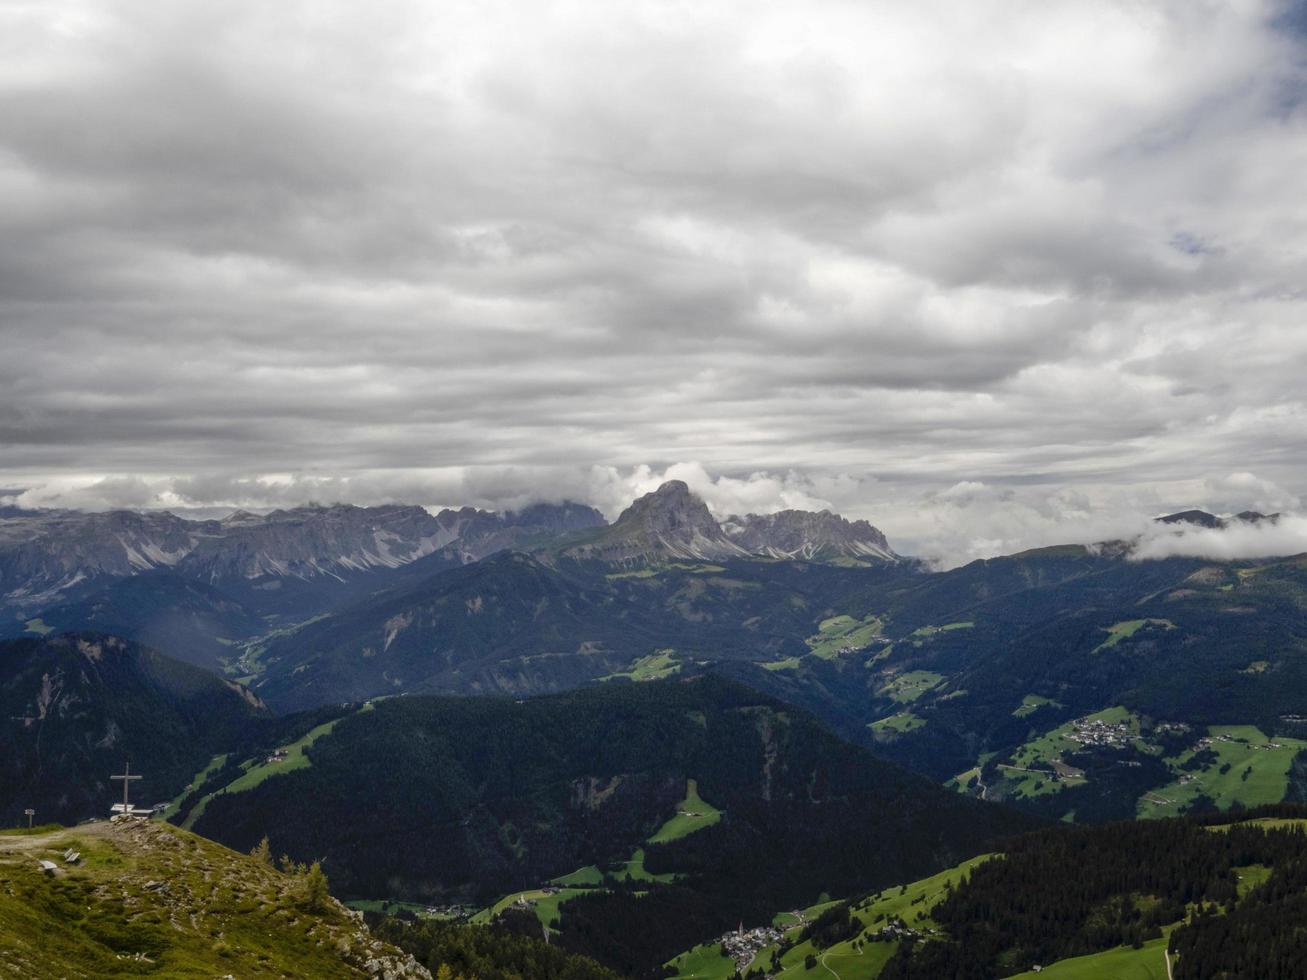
819, 940, 863, 980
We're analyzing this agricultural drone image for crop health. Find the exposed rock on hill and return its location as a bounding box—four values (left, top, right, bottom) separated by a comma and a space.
0, 501, 606, 618
564, 481, 897, 565
564, 481, 751, 563
721, 509, 897, 561
1155, 509, 1281, 529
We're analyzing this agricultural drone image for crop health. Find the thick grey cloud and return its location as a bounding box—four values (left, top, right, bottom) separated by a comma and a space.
1132, 515, 1307, 562
1, 0, 1306, 564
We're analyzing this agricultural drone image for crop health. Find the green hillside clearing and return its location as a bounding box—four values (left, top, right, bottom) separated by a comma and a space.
648, 779, 722, 844
1008, 935, 1171, 979
869, 711, 926, 736
180, 706, 371, 830
1139, 725, 1307, 817
159, 753, 227, 821
1012, 694, 1060, 718
667, 855, 993, 980
807, 615, 883, 659
551, 864, 604, 886
878, 671, 945, 704
1092, 619, 1175, 653
601, 649, 682, 681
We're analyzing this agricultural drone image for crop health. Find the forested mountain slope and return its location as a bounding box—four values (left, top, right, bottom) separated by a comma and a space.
661, 806, 1307, 980
0, 633, 269, 826
178, 675, 1029, 973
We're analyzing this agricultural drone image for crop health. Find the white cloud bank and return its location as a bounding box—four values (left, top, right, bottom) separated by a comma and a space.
1130, 515, 1307, 562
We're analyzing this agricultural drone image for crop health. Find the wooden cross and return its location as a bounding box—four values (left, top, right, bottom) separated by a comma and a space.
23, 808, 34, 829
111, 761, 142, 813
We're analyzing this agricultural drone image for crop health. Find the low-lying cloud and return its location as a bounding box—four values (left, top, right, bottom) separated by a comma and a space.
1130, 515, 1307, 563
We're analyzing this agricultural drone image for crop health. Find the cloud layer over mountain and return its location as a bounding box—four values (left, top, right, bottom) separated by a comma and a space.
2, 1, 1305, 565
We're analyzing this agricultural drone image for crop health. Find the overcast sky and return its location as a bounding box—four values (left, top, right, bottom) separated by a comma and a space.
2, 0, 1306, 563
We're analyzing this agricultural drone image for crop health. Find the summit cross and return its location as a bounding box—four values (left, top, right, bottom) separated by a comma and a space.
111, 762, 143, 813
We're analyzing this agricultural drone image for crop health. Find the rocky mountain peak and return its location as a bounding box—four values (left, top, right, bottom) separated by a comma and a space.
1156, 510, 1225, 530
615, 481, 720, 536
1156, 510, 1282, 531
565, 481, 747, 563
721, 508, 897, 562
563, 482, 900, 565
1235, 510, 1280, 525
504, 501, 607, 533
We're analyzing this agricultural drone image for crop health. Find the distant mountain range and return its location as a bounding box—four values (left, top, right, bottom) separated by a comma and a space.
0, 500, 608, 620
0, 484, 902, 678
0, 483, 897, 621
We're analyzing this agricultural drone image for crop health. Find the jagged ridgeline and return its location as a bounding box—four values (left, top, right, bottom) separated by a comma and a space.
181, 676, 1028, 973
0, 501, 609, 672
0, 484, 904, 705
0, 633, 270, 826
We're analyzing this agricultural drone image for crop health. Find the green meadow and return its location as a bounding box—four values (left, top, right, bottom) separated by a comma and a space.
648, 779, 722, 844
1008, 934, 1171, 979
666, 855, 994, 980
1139, 725, 1307, 817
1092, 618, 1174, 653
807, 615, 883, 659
869, 711, 926, 736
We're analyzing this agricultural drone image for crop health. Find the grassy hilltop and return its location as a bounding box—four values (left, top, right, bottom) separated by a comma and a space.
0, 818, 426, 979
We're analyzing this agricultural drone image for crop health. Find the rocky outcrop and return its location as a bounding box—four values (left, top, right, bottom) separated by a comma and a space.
0, 501, 606, 613
564, 481, 751, 563
565, 481, 897, 565
1156, 510, 1281, 530
721, 509, 897, 561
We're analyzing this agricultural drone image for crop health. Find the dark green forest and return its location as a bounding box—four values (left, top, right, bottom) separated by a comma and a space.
372, 915, 622, 980
185, 675, 1028, 974
0, 633, 271, 825
873, 806, 1307, 978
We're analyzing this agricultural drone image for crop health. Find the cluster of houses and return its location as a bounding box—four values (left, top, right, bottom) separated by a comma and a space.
265, 749, 290, 764
422, 903, 474, 919
1048, 758, 1085, 781
1065, 717, 1139, 749
836, 637, 890, 656
510, 886, 564, 911
1192, 732, 1284, 753
1154, 721, 1191, 735
717, 923, 786, 969
872, 917, 926, 942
